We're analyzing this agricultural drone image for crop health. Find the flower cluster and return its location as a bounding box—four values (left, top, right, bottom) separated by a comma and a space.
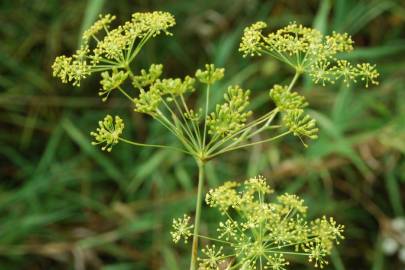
283, 110, 318, 142
172, 176, 344, 269
132, 64, 163, 89
52, 54, 91, 86
90, 115, 124, 152
82, 14, 116, 41
269, 84, 308, 112
171, 214, 194, 244
239, 22, 267, 57
207, 85, 252, 137
52, 11, 175, 87
154, 76, 196, 96
195, 64, 225, 85
240, 22, 379, 87
133, 87, 162, 116
133, 71, 195, 115
270, 84, 318, 142
99, 69, 128, 101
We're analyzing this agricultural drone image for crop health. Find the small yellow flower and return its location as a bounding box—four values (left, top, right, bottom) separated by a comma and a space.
207, 85, 252, 137
52, 56, 91, 86
90, 115, 124, 152
283, 109, 318, 141
133, 87, 162, 116
99, 70, 128, 101
171, 214, 193, 244
132, 64, 163, 89
82, 14, 116, 41
269, 84, 308, 112
131, 11, 175, 37
239, 21, 267, 56
195, 64, 225, 85
356, 63, 379, 88
153, 76, 196, 96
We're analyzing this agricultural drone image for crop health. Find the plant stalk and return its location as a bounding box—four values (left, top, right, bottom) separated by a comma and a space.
190, 159, 205, 270
288, 71, 301, 92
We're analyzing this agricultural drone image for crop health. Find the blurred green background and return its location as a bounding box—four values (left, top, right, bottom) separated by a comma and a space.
1, 0, 405, 269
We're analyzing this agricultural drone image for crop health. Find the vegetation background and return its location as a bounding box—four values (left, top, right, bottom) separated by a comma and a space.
1, 0, 405, 269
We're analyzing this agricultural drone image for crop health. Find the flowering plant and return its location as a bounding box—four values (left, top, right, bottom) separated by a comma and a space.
52, 11, 378, 270
172, 176, 344, 269
240, 21, 379, 88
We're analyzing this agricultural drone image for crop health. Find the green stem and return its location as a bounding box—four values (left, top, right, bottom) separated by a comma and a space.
202, 84, 210, 147
262, 50, 295, 70
242, 108, 279, 139
171, 95, 200, 149
155, 111, 180, 136
129, 31, 153, 63
190, 160, 205, 270
288, 72, 301, 91
211, 109, 279, 154
208, 131, 291, 159
90, 67, 117, 73
154, 111, 197, 156
194, 234, 232, 245
119, 138, 191, 155
265, 250, 310, 256
206, 110, 277, 155
124, 65, 136, 81
117, 86, 134, 101
180, 94, 202, 147
87, 56, 118, 65
161, 98, 196, 147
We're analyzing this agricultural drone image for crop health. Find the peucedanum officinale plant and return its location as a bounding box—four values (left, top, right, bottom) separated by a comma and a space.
52, 11, 378, 270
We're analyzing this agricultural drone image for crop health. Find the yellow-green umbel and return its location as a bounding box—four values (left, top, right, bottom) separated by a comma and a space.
172, 176, 345, 270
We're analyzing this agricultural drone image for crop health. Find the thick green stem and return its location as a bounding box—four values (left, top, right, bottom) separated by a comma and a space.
189, 160, 205, 270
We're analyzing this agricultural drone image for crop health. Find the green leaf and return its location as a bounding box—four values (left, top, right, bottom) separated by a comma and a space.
341, 42, 405, 60
385, 170, 404, 216
371, 236, 385, 270
162, 246, 180, 270
331, 248, 346, 270
313, 0, 331, 34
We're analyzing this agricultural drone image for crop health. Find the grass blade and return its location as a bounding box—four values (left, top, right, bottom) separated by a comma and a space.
78, 0, 106, 47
